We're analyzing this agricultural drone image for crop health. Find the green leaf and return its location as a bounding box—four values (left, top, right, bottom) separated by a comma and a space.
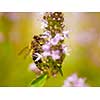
59, 68, 63, 76
30, 73, 48, 87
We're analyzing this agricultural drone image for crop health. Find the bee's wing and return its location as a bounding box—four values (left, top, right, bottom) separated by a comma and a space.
18, 46, 31, 59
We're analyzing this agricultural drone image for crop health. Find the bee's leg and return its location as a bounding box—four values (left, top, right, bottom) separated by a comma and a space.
24, 49, 31, 59
18, 46, 29, 55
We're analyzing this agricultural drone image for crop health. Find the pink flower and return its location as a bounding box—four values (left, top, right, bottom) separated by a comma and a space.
50, 34, 64, 45
62, 30, 69, 38
62, 44, 70, 55
42, 51, 51, 57
29, 63, 41, 74
51, 50, 60, 60
50, 38, 59, 46
41, 19, 48, 29
63, 73, 87, 87
73, 30, 96, 45
7, 13, 20, 21
42, 42, 51, 51
43, 31, 50, 36
55, 34, 64, 40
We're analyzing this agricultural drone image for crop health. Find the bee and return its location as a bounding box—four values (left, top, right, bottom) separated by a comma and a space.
18, 34, 46, 63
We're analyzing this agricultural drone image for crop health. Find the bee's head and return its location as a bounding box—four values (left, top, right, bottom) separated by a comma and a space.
33, 35, 41, 40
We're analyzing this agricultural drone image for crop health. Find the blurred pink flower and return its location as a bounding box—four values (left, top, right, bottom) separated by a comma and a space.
73, 30, 97, 45
29, 62, 42, 75
63, 73, 87, 87
7, 13, 20, 21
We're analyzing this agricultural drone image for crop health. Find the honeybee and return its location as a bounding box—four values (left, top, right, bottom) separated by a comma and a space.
18, 34, 46, 62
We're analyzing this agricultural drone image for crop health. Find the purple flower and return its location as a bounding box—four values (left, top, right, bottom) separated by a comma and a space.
42, 31, 51, 38
51, 50, 60, 60
42, 51, 51, 57
73, 31, 96, 45
50, 38, 59, 45
43, 31, 50, 36
75, 78, 87, 87
55, 34, 64, 40
29, 63, 37, 71
42, 42, 51, 51
41, 19, 48, 29
62, 30, 69, 38
29, 62, 41, 74
7, 13, 20, 21
50, 34, 64, 45
62, 44, 70, 55
63, 73, 87, 87
40, 12, 45, 16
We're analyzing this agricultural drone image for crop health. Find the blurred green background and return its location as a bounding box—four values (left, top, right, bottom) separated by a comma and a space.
0, 12, 100, 87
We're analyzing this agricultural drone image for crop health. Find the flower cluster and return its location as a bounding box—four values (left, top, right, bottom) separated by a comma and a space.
63, 73, 88, 87
29, 12, 70, 77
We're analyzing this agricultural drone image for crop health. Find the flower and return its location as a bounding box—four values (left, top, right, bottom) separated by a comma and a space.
50, 38, 59, 45
62, 30, 69, 38
42, 51, 51, 57
62, 44, 70, 55
42, 31, 51, 39
63, 73, 87, 87
7, 13, 20, 21
73, 30, 96, 45
43, 31, 50, 36
29, 62, 41, 74
51, 50, 60, 60
39, 12, 45, 16
55, 34, 64, 40
41, 19, 48, 29
50, 34, 64, 45
29, 63, 37, 71
42, 42, 51, 51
